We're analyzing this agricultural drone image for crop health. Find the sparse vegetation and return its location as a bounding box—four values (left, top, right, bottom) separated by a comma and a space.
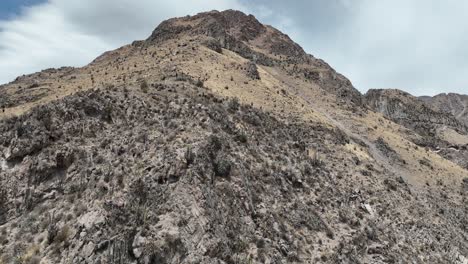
213, 157, 232, 178
185, 146, 196, 166
0, 187, 7, 224
54, 225, 71, 244
195, 79, 204, 88
47, 214, 58, 245
140, 79, 149, 93
235, 131, 248, 143
228, 98, 240, 112
310, 151, 322, 167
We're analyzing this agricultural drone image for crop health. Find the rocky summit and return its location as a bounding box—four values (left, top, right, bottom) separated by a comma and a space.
0, 10, 467, 264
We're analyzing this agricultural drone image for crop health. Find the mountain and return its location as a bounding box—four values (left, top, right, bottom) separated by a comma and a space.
365, 88, 468, 170
0, 10, 467, 264
420, 93, 468, 127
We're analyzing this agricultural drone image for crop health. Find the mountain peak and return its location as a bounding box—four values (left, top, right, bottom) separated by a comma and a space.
146, 9, 307, 62
148, 9, 265, 42
145, 9, 363, 105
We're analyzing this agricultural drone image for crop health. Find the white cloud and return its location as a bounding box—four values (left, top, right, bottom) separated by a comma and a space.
240, 0, 468, 95
0, 0, 245, 84
295, 0, 468, 95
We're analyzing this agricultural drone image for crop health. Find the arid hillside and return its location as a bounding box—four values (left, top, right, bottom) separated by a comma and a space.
0, 10, 467, 264
420, 93, 468, 127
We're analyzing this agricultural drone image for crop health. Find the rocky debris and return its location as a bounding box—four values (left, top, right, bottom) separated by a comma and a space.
375, 137, 405, 165
147, 10, 273, 64
462, 177, 468, 194
301, 66, 363, 106
366, 89, 468, 168
245, 62, 260, 80
0, 86, 49, 109
366, 89, 467, 136
204, 38, 223, 53
420, 93, 468, 127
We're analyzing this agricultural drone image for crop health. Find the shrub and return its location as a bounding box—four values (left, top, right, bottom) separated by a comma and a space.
54, 225, 70, 244
132, 178, 148, 205
140, 80, 149, 93
184, 146, 195, 166
18, 245, 41, 264
195, 79, 204, 88
235, 131, 248, 143
0, 187, 8, 224
47, 218, 58, 245
228, 98, 240, 112
208, 135, 222, 157
213, 158, 232, 178
310, 151, 322, 167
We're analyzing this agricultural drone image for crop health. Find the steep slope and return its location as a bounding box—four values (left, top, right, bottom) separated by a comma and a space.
420, 93, 468, 127
365, 89, 467, 143
0, 10, 467, 264
365, 89, 468, 169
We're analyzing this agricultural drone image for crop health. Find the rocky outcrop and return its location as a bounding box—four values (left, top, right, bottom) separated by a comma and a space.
420, 93, 468, 127
245, 62, 260, 80
146, 10, 362, 105
366, 89, 467, 138
366, 89, 468, 168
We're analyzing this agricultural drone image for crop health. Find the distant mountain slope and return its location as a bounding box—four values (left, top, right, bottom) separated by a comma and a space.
365, 89, 468, 169
0, 10, 467, 264
420, 93, 468, 127
365, 89, 468, 143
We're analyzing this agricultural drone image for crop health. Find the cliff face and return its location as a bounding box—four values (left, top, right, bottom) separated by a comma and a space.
366, 89, 468, 169
366, 89, 467, 138
420, 93, 468, 127
0, 10, 467, 264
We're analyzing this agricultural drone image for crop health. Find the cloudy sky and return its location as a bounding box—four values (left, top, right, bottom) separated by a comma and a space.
1, 0, 467, 96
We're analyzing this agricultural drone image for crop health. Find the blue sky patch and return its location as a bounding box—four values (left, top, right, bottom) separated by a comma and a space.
0, 0, 45, 19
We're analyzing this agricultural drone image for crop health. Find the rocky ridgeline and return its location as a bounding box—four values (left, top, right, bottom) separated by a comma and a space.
420, 93, 468, 127
147, 10, 363, 106
366, 88, 468, 169
366, 89, 467, 138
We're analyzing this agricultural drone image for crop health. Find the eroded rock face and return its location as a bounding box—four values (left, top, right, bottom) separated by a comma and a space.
245, 62, 260, 80
146, 10, 363, 105
420, 93, 468, 127
366, 89, 468, 168
366, 89, 467, 137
